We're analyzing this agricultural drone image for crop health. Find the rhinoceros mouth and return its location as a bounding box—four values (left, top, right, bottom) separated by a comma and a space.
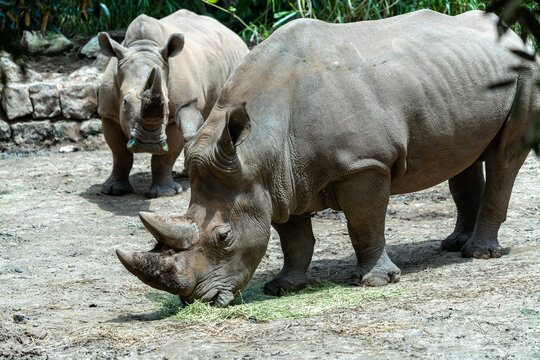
180, 287, 235, 307
127, 123, 168, 154
126, 138, 169, 154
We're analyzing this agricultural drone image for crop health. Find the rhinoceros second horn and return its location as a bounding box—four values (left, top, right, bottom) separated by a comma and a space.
139, 212, 195, 250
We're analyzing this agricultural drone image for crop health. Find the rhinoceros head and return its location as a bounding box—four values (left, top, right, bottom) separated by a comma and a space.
98, 32, 184, 154
116, 101, 273, 306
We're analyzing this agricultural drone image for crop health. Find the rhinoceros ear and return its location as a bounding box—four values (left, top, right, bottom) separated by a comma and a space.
161, 33, 184, 61
98, 32, 128, 60
219, 103, 251, 154
176, 99, 203, 145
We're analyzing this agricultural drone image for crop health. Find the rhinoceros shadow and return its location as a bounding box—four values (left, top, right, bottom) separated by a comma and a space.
79, 171, 190, 217
301, 239, 484, 286
107, 292, 182, 323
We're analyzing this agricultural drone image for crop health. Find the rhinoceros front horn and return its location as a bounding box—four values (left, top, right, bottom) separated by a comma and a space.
116, 249, 138, 275
139, 212, 196, 250
115, 249, 192, 295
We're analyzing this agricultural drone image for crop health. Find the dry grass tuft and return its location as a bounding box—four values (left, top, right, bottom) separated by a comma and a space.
148, 280, 403, 323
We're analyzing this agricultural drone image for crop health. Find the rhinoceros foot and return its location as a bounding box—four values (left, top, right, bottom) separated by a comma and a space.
352, 249, 401, 287
460, 240, 503, 259
179, 168, 189, 178
263, 275, 307, 296
101, 176, 134, 195
441, 231, 471, 252
146, 181, 181, 198
355, 267, 401, 287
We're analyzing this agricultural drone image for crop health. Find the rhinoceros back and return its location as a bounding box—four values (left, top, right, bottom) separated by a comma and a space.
219, 10, 529, 209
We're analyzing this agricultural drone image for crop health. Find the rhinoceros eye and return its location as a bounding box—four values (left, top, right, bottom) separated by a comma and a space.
212, 225, 232, 248
218, 230, 230, 242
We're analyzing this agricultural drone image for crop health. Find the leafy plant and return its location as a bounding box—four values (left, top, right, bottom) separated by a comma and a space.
487, 0, 540, 154
200, 0, 489, 43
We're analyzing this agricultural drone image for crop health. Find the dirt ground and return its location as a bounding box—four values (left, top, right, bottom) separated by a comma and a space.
0, 145, 538, 359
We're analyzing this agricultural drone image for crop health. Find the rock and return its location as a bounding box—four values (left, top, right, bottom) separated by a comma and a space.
1, 84, 32, 120
28, 83, 61, 119
11, 120, 53, 145
0, 52, 42, 84
80, 36, 100, 58
13, 314, 26, 323
53, 121, 81, 142
10, 120, 84, 146
20, 31, 73, 55
58, 145, 79, 153
80, 119, 102, 138
0, 119, 10, 141
92, 53, 111, 71
68, 65, 102, 83
59, 83, 98, 119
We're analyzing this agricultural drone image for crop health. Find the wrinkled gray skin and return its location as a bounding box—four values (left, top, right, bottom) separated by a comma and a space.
116, 10, 537, 306
98, 9, 248, 197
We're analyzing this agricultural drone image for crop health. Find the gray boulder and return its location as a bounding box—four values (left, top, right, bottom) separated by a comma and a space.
11, 120, 53, 145
80, 36, 100, 58
1, 84, 32, 120
0, 52, 42, 84
0, 119, 10, 141
68, 65, 102, 83
53, 121, 81, 142
80, 119, 102, 138
29, 83, 61, 119
59, 83, 98, 119
92, 53, 111, 71
20, 31, 73, 55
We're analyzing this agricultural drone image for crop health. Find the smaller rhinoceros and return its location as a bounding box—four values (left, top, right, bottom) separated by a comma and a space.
97, 10, 248, 197
116, 10, 537, 306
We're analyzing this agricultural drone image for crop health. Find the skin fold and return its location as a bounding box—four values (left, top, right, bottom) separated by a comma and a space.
117, 10, 537, 306
97, 9, 248, 197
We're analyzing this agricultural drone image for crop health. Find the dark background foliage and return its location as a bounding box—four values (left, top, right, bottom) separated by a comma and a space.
0, 0, 538, 151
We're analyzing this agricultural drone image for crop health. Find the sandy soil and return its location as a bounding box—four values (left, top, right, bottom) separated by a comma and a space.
0, 146, 538, 359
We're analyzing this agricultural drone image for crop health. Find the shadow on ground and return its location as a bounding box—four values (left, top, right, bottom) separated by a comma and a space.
301, 239, 476, 286
80, 171, 189, 217
109, 292, 183, 323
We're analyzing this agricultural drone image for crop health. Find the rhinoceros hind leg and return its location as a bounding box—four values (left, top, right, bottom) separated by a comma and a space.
101, 118, 134, 196
352, 248, 400, 287
263, 214, 315, 296
147, 124, 183, 198
460, 127, 530, 259
441, 160, 484, 251
335, 171, 400, 287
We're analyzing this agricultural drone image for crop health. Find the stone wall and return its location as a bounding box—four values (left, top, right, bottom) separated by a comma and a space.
0, 53, 105, 151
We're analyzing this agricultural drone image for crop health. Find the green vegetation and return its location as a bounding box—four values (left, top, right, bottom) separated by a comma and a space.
1, 0, 490, 40
204, 0, 488, 43
146, 280, 402, 322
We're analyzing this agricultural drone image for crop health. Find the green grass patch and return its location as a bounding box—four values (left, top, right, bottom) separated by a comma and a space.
521, 308, 540, 317
146, 280, 402, 323
0, 186, 26, 206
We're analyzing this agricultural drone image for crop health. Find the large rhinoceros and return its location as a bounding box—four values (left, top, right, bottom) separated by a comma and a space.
97, 9, 248, 197
116, 10, 537, 306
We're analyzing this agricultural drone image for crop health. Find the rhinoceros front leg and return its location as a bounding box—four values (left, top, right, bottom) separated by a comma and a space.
335, 171, 400, 287
441, 160, 484, 251
101, 117, 134, 195
460, 146, 529, 259
147, 123, 183, 198
263, 213, 315, 296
